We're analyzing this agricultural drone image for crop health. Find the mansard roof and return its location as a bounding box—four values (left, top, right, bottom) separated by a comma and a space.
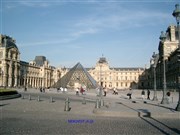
166, 25, 179, 41
34, 56, 46, 66
1, 35, 18, 49
98, 57, 108, 64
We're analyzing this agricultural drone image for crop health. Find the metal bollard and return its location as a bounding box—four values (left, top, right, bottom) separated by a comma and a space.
29, 95, 31, 101
64, 98, 70, 111
172, 97, 173, 103
50, 96, 53, 103
100, 98, 104, 107
37, 96, 40, 102
82, 97, 86, 104
95, 99, 100, 109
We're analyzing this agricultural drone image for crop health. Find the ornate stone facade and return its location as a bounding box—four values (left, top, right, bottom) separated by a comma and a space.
140, 25, 179, 90
0, 34, 144, 90
155, 25, 179, 89
0, 35, 20, 87
88, 57, 144, 90
0, 34, 68, 88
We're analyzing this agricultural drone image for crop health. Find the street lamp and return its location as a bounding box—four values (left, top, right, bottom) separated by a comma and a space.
159, 31, 169, 104
172, 4, 180, 111
0, 70, 3, 87
152, 52, 159, 101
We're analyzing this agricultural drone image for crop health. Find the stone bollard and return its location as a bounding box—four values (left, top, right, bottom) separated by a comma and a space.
37, 96, 40, 102
49, 96, 53, 103
100, 98, 104, 107
29, 95, 31, 101
21, 94, 24, 99
95, 99, 100, 109
64, 98, 70, 111
82, 97, 86, 104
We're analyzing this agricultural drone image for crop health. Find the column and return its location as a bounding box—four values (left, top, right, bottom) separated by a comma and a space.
8, 64, 12, 87
14, 63, 18, 87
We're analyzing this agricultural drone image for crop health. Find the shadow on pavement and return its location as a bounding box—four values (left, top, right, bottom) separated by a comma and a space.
117, 102, 180, 134
145, 102, 176, 112
0, 103, 10, 107
139, 116, 180, 135
139, 116, 170, 135
150, 117, 180, 134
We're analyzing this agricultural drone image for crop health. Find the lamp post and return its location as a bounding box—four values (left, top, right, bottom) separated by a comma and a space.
0, 70, 3, 87
152, 52, 159, 101
160, 31, 169, 104
172, 4, 180, 111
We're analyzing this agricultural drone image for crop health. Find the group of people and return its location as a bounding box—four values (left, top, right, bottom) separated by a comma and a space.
126, 89, 150, 100
141, 89, 151, 100
76, 87, 86, 95
112, 87, 118, 95
39, 87, 46, 93
96, 87, 108, 97
56, 87, 67, 92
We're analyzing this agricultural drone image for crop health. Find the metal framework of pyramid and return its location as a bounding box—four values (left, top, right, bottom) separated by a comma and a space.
54, 62, 97, 89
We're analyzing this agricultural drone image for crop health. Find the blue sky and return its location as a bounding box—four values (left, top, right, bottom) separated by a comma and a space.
0, 0, 179, 68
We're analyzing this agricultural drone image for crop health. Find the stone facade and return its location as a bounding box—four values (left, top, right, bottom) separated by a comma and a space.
0, 34, 69, 88
88, 57, 144, 90
0, 34, 144, 90
140, 25, 179, 90
0, 35, 21, 87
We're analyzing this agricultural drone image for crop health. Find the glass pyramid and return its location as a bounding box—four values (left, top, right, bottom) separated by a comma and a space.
54, 62, 97, 89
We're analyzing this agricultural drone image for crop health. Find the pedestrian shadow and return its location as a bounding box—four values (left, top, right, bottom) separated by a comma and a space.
139, 116, 170, 135
116, 102, 180, 135
145, 102, 176, 112
139, 115, 180, 135
150, 117, 180, 134
0, 103, 10, 107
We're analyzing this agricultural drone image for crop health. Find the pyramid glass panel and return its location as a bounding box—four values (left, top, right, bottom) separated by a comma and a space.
54, 63, 97, 89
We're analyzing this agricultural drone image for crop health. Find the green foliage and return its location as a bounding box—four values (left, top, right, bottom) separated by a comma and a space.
0, 89, 18, 96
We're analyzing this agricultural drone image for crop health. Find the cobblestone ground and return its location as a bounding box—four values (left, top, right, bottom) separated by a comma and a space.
1, 110, 180, 135
1, 97, 180, 135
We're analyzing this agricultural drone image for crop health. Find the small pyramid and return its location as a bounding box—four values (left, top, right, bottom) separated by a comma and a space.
54, 62, 97, 89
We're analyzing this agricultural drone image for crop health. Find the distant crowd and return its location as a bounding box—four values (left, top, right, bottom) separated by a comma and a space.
23, 86, 172, 102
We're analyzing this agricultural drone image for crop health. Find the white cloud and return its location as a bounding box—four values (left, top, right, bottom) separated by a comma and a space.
71, 28, 98, 38
18, 1, 52, 8
73, 8, 170, 33
19, 37, 77, 47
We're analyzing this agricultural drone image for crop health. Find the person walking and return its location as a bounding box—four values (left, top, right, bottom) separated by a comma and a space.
166, 91, 171, 102
128, 88, 132, 99
103, 87, 107, 97
141, 89, 145, 100
147, 89, 150, 100
76, 88, 79, 95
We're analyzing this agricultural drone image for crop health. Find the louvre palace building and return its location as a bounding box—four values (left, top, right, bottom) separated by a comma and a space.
139, 25, 180, 90
0, 34, 144, 90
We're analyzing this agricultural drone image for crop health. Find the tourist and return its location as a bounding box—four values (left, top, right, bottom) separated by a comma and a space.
167, 91, 171, 102
129, 88, 132, 99
147, 89, 150, 100
141, 89, 145, 100
76, 88, 79, 95
103, 87, 107, 96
